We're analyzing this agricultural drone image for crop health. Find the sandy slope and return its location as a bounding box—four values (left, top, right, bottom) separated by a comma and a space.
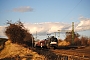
0, 40, 45, 60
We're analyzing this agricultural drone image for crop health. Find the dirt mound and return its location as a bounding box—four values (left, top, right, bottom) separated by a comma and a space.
58, 41, 70, 46
0, 40, 45, 60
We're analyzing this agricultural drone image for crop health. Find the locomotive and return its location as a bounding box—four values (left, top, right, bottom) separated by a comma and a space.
35, 36, 58, 49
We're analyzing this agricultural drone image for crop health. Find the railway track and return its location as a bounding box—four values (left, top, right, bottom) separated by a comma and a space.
32, 47, 90, 60
51, 49, 90, 60
32, 48, 59, 60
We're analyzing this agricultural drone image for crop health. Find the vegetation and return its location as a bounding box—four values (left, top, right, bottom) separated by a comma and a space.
5, 20, 34, 46
64, 31, 90, 46
0, 38, 8, 50
4, 20, 90, 47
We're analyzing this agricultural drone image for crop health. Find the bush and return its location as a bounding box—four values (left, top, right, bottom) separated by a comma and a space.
5, 20, 34, 46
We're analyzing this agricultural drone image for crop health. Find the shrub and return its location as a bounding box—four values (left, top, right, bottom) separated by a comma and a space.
5, 20, 34, 46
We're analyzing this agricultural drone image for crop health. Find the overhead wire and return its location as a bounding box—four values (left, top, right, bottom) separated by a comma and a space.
62, 0, 82, 20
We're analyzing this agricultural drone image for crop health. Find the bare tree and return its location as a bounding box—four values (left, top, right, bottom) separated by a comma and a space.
80, 36, 88, 46
64, 32, 80, 46
87, 38, 90, 46
5, 20, 34, 46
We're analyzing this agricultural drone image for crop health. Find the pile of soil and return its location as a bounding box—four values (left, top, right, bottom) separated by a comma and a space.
0, 40, 45, 60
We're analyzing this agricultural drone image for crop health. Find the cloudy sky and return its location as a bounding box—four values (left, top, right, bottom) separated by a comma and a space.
0, 0, 90, 39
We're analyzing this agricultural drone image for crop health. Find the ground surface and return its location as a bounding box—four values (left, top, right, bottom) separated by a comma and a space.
0, 40, 90, 60
52, 46, 90, 58
31, 46, 90, 60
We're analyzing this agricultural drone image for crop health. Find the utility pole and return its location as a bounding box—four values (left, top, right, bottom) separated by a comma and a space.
54, 32, 56, 37
36, 31, 37, 40
72, 22, 74, 45
58, 30, 60, 39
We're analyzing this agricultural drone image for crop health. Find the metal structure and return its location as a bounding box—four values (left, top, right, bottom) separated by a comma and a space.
36, 31, 37, 40
72, 22, 74, 45
54, 30, 71, 39
36, 22, 74, 47
54, 22, 75, 44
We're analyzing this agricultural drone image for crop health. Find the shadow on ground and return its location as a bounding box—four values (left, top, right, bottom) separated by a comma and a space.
32, 47, 62, 60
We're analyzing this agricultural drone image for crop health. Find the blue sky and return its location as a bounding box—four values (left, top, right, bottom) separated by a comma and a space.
0, 0, 90, 24
0, 0, 90, 39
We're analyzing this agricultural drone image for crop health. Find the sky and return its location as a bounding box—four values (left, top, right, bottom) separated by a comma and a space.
0, 0, 90, 40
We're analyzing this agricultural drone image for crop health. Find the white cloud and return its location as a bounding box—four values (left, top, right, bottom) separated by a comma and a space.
0, 26, 6, 38
13, 6, 33, 12
75, 16, 90, 31
24, 17, 90, 35
0, 17, 90, 38
24, 22, 71, 35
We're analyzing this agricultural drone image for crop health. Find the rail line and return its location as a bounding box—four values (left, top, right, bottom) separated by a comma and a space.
32, 47, 90, 60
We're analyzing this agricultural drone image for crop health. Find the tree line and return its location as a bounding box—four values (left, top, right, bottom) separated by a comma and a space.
64, 31, 90, 46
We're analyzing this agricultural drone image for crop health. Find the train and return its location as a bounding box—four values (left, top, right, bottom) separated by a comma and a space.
35, 36, 58, 49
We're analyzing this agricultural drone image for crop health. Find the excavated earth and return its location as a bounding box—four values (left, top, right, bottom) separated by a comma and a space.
0, 40, 45, 60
